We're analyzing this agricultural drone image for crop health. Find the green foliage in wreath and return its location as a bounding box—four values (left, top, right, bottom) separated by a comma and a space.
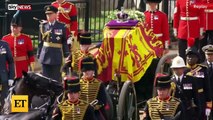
107, 9, 145, 22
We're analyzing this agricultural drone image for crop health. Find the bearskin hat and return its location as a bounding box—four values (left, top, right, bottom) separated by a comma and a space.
11, 10, 22, 27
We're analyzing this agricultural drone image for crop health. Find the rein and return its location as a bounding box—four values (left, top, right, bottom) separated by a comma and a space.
34, 96, 51, 110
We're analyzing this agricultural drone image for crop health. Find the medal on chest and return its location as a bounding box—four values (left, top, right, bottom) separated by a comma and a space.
56, 36, 61, 41
64, 7, 70, 13
17, 39, 24, 45
183, 83, 192, 89
154, 15, 159, 20
54, 29, 62, 35
76, 107, 80, 114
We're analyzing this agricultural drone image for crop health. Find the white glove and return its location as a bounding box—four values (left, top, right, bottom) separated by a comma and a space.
205, 108, 211, 116
8, 79, 14, 87
165, 40, 169, 49
173, 28, 177, 37
67, 37, 73, 45
200, 28, 204, 36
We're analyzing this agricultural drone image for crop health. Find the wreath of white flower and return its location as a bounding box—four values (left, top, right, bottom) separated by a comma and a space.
107, 9, 145, 22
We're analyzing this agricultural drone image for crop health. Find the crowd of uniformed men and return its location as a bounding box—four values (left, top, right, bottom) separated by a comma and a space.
143, 0, 213, 119
0, 0, 213, 119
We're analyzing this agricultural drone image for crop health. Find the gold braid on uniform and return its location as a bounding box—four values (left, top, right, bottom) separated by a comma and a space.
170, 82, 176, 97
58, 6, 65, 13
80, 78, 101, 104
147, 97, 180, 120
58, 4, 71, 21
190, 66, 202, 74
40, 24, 51, 42
58, 99, 88, 120
72, 50, 84, 74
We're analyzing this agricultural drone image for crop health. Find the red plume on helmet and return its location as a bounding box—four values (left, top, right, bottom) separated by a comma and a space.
187, 37, 195, 48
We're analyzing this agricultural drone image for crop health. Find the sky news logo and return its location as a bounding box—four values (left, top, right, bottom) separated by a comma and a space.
8, 4, 32, 11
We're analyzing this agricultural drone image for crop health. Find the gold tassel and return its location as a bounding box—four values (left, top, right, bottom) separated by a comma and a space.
170, 82, 176, 97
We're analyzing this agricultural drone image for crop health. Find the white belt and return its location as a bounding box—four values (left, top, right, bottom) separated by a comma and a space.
205, 9, 213, 13
180, 17, 198, 20
155, 33, 163, 37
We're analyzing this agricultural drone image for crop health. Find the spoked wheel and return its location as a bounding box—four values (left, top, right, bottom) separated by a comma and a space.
118, 80, 138, 120
155, 53, 177, 75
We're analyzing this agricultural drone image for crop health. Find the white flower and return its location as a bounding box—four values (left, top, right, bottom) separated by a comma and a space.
107, 9, 145, 22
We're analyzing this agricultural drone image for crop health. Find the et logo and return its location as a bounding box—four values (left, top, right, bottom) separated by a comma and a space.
11, 95, 28, 112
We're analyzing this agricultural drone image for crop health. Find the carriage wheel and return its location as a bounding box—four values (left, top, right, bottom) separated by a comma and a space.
118, 80, 138, 120
153, 53, 177, 96
155, 53, 177, 75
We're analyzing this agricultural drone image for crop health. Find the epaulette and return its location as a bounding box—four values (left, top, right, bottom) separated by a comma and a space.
198, 64, 207, 68
150, 97, 158, 101
186, 72, 193, 76
21, 33, 30, 37
59, 1, 74, 6
144, 11, 148, 14
66, 2, 74, 5
59, 100, 67, 106
57, 21, 66, 26
190, 65, 202, 74
147, 97, 155, 104
2, 34, 11, 38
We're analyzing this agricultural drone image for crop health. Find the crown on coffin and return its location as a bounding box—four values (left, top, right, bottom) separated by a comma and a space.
116, 7, 129, 22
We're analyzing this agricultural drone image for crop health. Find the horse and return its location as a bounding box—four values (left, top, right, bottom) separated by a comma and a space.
0, 71, 63, 120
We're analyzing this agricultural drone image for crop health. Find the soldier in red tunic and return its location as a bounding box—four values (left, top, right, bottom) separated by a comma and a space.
199, 0, 213, 62
144, 0, 170, 56
173, 0, 204, 61
201, 0, 213, 45
52, 0, 78, 44
2, 11, 35, 78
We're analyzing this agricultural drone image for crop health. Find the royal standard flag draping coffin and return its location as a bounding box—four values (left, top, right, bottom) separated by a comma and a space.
96, 20, 163, 83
